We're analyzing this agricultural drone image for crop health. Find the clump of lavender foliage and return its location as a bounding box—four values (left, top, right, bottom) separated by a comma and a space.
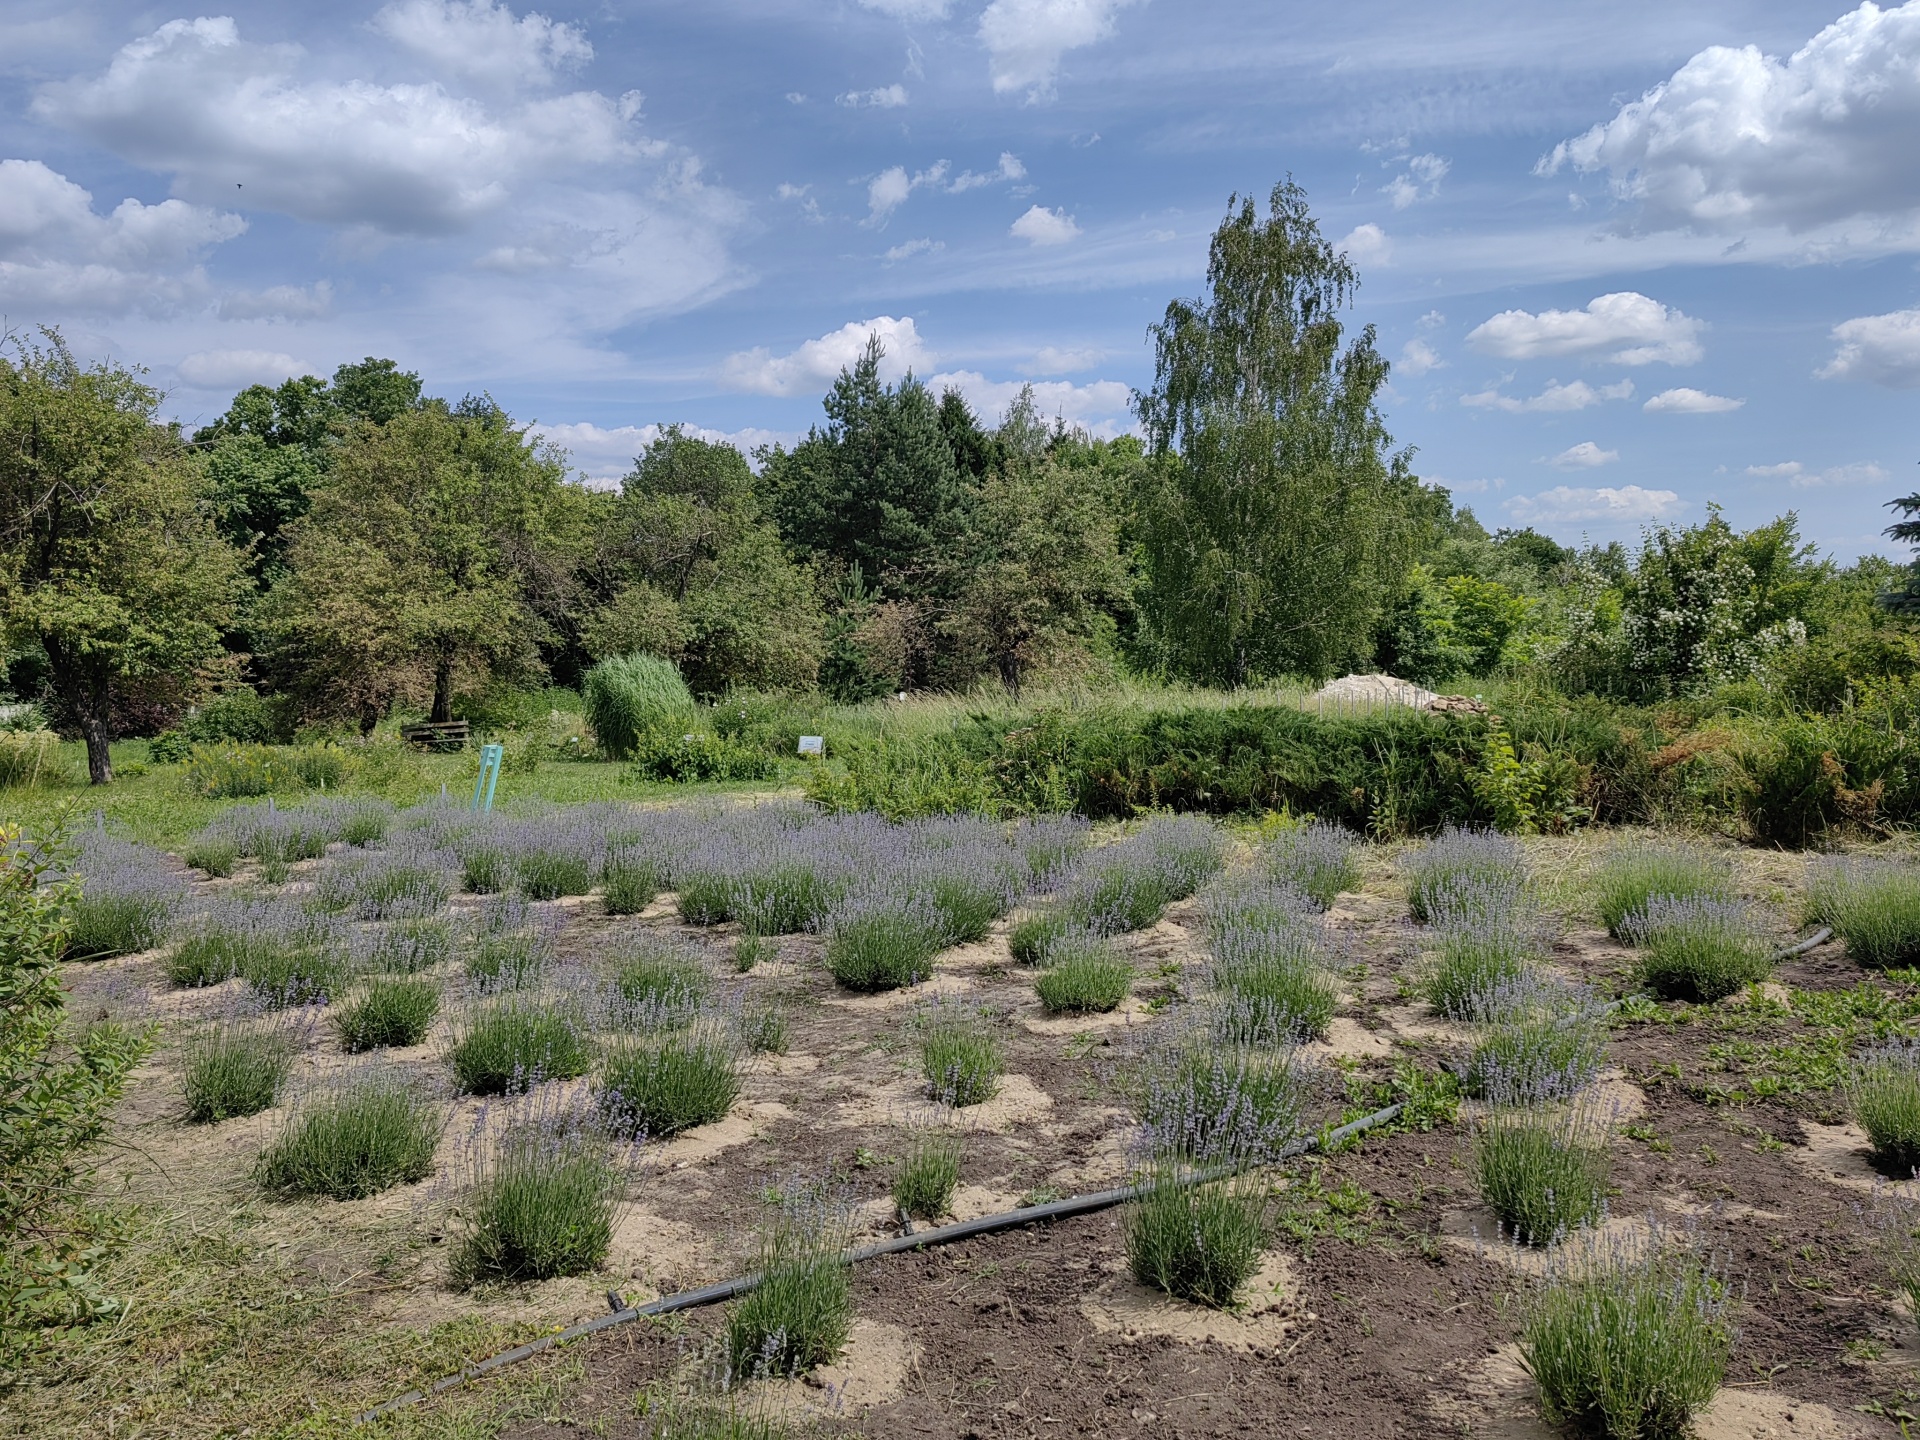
59, 830, 188, 959
1458, 972, 1605, 1102
1620, 895, 1773, 1002
464, 893, 563, 991
314, 839, 457, 920
1128, 1013, 1311, 1165
822, 887, 944, 992
1261, 821, 1360, 911
1403, 827, 1526, 924
1421, 876, 1548, 1020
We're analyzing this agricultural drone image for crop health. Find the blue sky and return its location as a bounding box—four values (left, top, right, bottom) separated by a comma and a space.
2, 0, 1916, 556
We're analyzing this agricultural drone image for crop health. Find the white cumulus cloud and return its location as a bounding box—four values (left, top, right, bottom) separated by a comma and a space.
1508, 485, 1679, 524
1338, 223, 1390, 266
529, 421, 796, 485
927, 370, 1135, 436
1397, 338, 1443, 377
979, 0, 1145, 100
866, 162, 949, 225
1468, 293, 1703, 366
1550, 441, 1620, 469
1745, 459, 1890, 487
1540, 1, 1920, 234
1383, 153, 1449, 210
1643, 387, 1744, 414
838, 84, 908, 108
0, 157, 244, 315
1819, 306, 1920, 387
215, 280, 333, 321
371, 0, 591, 92
1462, 379, 1633, 413
721, 316, 934, 396
1009, 204, 1080, 245
32, 15, 656, 236
176, 348, 314, 388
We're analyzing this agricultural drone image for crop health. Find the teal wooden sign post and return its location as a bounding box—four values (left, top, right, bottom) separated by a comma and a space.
472, 743, 504, 813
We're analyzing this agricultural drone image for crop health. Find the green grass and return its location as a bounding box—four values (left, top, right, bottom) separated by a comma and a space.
1593, 842, 1733, 939
920, 1009, 1003, 1106
1851, 1044, 1920, 1170
255, 1072, 441, 1200
1474, 1104, 1610, 1246
1034, 934, 1132, 1014
181, 1021, 298, 1123
891, 1130, 963, 1221
1522, 1235, 1732, 1440
1126, 1168, 1269, 1308
453, 1114, 623, 1285
332, 976, 440, 1051
598, 1028, 742, 1138
724, 1208, 853, 1380
447, 997, 594, 1094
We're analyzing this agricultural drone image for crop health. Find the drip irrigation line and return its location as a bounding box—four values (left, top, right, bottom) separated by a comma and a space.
352, 1100, 1406, 1425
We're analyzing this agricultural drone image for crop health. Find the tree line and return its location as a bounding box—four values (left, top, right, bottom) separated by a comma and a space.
2, 181, 1915, 786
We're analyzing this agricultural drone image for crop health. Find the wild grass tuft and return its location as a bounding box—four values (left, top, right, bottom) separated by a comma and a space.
1620, 895, 1773, 1002
1126, 1165, 1269, 1308
182, 1017, 301, 1122
453, 1097, 624, 1285
1034, 933, 1133, 1014
723, 1196, 853, 1380
919, 1006, 1003, 1106
598, 1025, 742, 1138
1594, 842, 1733, 939
331, 976, 440, 1052
1402, 828, 1525, 924
1261, 821, 1359, 910
447, 996, 594, 1095
891, 1128, 962, 1221
1850, 1041, 1920, 1170
1474, 1100, 1610, 1246
255, 1070, 441, 1200
1521, 1230, 1732, 1440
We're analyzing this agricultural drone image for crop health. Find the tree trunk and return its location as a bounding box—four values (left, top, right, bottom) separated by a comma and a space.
430, 657, 455, 724
79, 712, 113, 786
997, 650, 1023, 699
44, 638, 114, 784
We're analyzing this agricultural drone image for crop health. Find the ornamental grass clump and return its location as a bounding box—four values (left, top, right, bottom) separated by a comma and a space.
598, 1022, 742, 1139
1594, 841, 1733, 940
448, 995, 594, 1095
464, 894, 561, 991
1814, 858, 1920, 970
822, 889, 944, 992
1126, 1163, 1269, 1309
1473, 1093, 1610, 1246
332, 976, 440, 1051
1034, 932, 1133, 1014
1521, 1230, 1733, 1440
453, 1092, 628, 1285
1620, 895, 1774, 1002
1403, 827, 1525, 924
1262, 821, 1360, 911
1849, 1041, 1920, 1171
919, 1004, 1003, 1106
723, 1190, 853, 1380
891, 1126, 962, 1221
582, 652, 695, 760
1133, 1021, 1309, 1165
181, 1011, 307, 1122
255, 1068, 441, 1200
62, 832, 186, 959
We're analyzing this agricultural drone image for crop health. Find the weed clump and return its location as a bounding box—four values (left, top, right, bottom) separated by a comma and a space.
1126, 1166, 1269, 1308
598, 1025, 742, 1138
255, 1070, 441, 1200
447, 996, 593, 1095
1034, 933, 1132, 1014
1850, 1042, 1920, 1170
920, 1005, 1003, 1106
332, 976, 440, 1052
1594, 842, 1733, 939
1521, 1231, 1732, 1440
892, 1128, 962, 1221
454, 1096, 625, 1284
1261, 821, 1359, 911
1620, 895, 1773, 1002
724, 1194, 853, 1380
1402, 828, 1525, 925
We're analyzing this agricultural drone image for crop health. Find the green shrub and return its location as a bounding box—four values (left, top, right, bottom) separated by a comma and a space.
599, 1027, 741, 1139
582, 653, 694, 761
182, 833, 239, 878
332, 977, 440, 1051
1034, 935, 1132, 1015
447, 998, 593, 1095
724, 1205, 852, 1379
1474, 1103, 1609, 1246
627, 732, 777, 784
1522, 1235, 1731, 1440
1851, 1044, 1920, 1170
255, 1072, 440, 1200
1594, 842, 1732, 939
602, 845, 661, 916
1621, 896, 1773, 1002
182, 1021, 298, 1122
1823, 860, 1920, 970
453, 1105, 622, 1285
805, 736, 1004, 821
892, 1130, 962, 1221
920, 1007, 1002, 1106
1126, 1168, 1268, 1308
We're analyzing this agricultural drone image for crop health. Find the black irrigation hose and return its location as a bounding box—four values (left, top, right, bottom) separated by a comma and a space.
1774, 925, 1833, 962
352, 1100, 1407, 1425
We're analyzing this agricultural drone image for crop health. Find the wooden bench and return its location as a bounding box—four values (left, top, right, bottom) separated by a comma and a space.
399, 720, 471, 752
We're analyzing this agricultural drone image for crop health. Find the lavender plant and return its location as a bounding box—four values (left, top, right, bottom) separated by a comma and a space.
1261, 821, 1360, 911
598, 1021, 742, 1138
891, 1125, 962, 1221
1850, 1041, 1920, 1170
1594, 841, 1733, 939
919, 1003, 1003, 1107
181, 1009, 308, 1122
1474, 1095, 1610, 1246
1132, 1021, 1308, 1164
1008, 909, 1072, 965
1207, 893, 1338, 1042
602, 839, 662, 916
332, 976, 440, 1051
605, 936, 710, 1030
361, 912, 457, 975
822, 889, 944, 992
1864, 1185, 1920, 1327
1402, 827, 1525, 924
464, 893, 562, 990
509, 813, 606, 900
255, 1066, 441, 1200
182, 833, 239, 879
1059, 817, 1226, 934
1460, 976, 1605, 1102
1810, 858, 1920, 970
1010, 814, 1091, 883
453, 1091, 627, 1284
1035, 932, 1133, 1015
61, 832, 187, 959
193, 901, 352, 1008
314, 841, 457, 920
1126, 1164, 1269, 1308
447, 995, 594, 1094
723, 1188, 853, 1380
1620, 895, 1773, 1002
1521, 1230, 1732, 1440
1422, 880, 1547, 1020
